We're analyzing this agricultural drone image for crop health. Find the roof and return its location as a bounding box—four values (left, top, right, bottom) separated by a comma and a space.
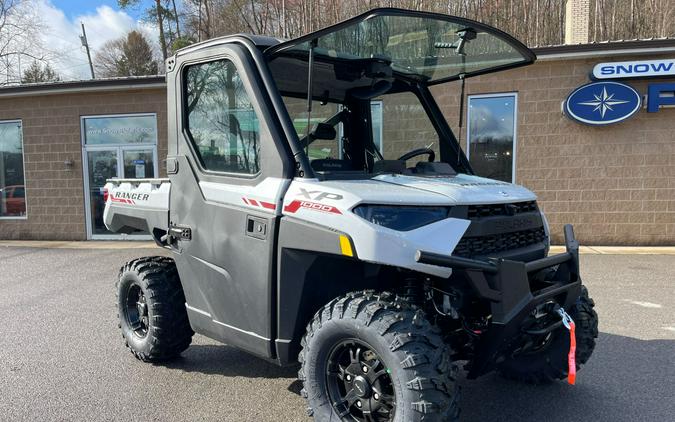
1, 37, 673, 97
0, 75, 165, 98
533, 37, 675, 59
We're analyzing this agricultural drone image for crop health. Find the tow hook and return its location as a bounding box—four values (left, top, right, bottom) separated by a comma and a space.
556, 307, 577, 385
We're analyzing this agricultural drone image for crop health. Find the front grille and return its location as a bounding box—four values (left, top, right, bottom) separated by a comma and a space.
467, 201, 538, 220
454, 227, 547, 258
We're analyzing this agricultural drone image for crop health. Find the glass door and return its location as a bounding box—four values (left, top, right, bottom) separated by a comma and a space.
86, 149, 118, 237
122, 148, 155, 180
83, 146, 158, 239
81, 113, 158, 240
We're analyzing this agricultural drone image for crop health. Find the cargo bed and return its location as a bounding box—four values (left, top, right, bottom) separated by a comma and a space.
103, 178, 170, 243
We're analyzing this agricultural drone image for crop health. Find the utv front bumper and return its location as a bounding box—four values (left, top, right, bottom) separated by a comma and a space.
416, 224, 582, 379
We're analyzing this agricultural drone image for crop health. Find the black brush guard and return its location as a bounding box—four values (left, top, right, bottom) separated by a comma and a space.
415, 224, 582, 379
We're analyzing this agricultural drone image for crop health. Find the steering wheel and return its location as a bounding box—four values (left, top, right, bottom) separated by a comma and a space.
397, 148, 435, 162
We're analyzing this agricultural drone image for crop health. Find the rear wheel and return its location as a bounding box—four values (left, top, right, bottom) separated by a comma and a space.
299, 291, 460, 421
498, 286, 598, 383
116, 256, 193, 362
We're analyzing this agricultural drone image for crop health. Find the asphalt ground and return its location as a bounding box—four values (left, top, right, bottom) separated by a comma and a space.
0, 246, 673, 421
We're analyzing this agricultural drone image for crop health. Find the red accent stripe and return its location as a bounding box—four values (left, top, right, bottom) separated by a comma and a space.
259, 201, 276, 210
242, 197, 250, 205
249, 199, 260, 207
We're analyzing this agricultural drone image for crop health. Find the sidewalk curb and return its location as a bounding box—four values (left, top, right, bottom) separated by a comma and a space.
0, 240, 158, 250
548, 246, 675, 255
1, 241, 674, 254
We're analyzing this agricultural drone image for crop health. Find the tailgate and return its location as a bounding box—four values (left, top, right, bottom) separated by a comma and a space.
103, 178, 170, 238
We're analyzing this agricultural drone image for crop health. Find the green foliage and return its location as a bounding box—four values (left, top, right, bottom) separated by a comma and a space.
94, 30, 159, 77
21, 61, 60, 84
170, 36, 193, 52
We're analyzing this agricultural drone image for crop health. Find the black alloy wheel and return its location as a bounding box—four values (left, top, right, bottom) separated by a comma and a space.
326, 339, 395, 421
299, 291, 460, 421
124, 283, 149, 338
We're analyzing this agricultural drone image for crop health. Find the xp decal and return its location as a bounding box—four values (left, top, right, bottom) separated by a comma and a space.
297, 188, 344, 201
564, 81, 641, 126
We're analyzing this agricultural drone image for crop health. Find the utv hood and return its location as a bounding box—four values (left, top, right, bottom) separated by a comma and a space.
372, 173, 536, 204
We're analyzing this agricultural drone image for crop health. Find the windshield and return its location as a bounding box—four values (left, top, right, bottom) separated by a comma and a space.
267, 9, 534, 84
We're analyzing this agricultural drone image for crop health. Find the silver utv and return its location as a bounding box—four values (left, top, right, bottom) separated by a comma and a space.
106, 8, 598, 422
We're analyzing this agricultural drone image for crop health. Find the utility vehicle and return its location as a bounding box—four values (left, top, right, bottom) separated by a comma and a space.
105, 8, 598, 421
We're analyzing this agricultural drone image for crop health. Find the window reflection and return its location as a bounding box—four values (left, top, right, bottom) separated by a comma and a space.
83, 115, 157, 145
467, 95, 516, 183
0, 121, 26, 217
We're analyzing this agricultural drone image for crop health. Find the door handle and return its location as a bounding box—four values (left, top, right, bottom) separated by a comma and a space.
246, 216, 267, 240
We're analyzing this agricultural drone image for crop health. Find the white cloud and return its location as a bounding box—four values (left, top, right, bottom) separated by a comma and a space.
36, 0, 160, 80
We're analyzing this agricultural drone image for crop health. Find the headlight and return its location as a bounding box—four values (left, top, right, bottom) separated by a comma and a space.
353, 204, 451, 231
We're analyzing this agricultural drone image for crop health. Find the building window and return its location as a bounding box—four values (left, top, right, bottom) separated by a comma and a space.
0, 120, 26, 218
370, 100, 383, 152
82, 114, 157, 145
467, 93, 517, 183
184, 59, 260, 175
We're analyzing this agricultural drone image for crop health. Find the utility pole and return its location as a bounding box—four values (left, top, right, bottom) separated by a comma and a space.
79, 22, 95, 79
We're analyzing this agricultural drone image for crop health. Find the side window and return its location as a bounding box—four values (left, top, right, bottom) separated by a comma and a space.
281, 97, 340, 160
185, 59, 260, 174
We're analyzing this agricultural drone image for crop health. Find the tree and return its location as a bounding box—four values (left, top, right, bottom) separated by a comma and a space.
119, 0, 182, 60
0, 0, 47, 84
94, 30, 159, 78
21, 61, 60, 83
179, 0, 675, 50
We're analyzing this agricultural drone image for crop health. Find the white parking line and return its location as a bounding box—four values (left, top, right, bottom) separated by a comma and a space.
623, 299, 663, 309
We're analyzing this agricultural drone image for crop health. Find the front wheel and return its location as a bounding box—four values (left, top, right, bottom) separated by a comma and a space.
116, 256, 194, 362
498, 286, 599, 383
299, 291, 460, 421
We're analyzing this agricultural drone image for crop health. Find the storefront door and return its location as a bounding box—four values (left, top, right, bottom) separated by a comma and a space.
81, 114, 158, 239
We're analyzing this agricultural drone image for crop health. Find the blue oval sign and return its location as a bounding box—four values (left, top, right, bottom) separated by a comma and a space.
564, 81, 642, 125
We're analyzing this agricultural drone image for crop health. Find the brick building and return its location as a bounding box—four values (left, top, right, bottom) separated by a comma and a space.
0, 41, 674, 244
0, 77, 166, 240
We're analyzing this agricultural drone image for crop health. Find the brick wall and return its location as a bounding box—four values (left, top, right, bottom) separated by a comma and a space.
0, 88, 167, 240
431, 54, 675, 245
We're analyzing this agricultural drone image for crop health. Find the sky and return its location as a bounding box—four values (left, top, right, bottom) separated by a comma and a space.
34, 0, 160, 80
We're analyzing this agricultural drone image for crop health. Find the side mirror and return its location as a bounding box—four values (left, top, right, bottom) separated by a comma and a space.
310, 122, 336, 140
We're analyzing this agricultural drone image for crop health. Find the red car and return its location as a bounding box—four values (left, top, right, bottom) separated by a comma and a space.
1, 185, 26, 216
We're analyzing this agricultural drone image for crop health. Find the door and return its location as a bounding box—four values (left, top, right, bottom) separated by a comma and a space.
81, 114, 159, 239
168, 46, 293, 359
86, 148, 118, 237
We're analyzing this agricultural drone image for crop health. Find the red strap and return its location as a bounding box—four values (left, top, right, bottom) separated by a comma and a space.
567, 321, 577, 385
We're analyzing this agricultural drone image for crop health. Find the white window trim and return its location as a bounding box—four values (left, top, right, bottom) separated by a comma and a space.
0, 119, 27, 220
466, 92, 518, 184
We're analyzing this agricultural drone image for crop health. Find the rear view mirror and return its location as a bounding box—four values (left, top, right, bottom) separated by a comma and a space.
310, 122, 337, 140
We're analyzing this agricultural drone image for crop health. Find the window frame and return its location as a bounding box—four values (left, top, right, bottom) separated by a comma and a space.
466, 92, 518, 183
181, 56, 264, 179
0, 119, 27, 220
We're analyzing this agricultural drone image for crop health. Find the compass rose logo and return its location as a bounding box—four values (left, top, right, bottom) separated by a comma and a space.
564, 81, 642, 126
577, 87, 629, 118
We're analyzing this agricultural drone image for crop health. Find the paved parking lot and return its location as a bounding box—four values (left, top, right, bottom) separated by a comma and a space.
0, 245, 673, 421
